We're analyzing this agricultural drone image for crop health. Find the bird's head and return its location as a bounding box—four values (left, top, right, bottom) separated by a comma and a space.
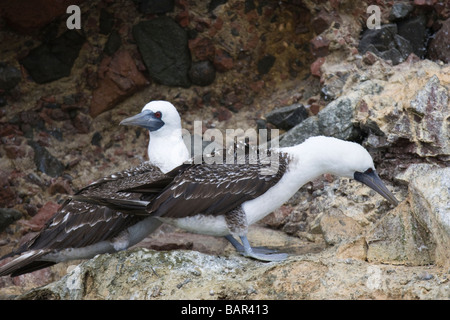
302, 136, 399, 206
120, 100, 182, 134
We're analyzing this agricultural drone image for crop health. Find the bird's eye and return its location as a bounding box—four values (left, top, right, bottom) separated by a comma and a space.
154, 111, 162, 119
365, 168, 374, 174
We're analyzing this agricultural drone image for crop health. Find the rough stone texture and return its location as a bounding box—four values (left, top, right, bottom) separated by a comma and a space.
279, 80, 383, 147
265, 104, 308, 131
428, 18, 450, 63
0, 63, 21, 91
355, 64, 449, 161
17, 247, 450, 300
0, 0, 84, 34
132, 17, 191, 87
90, 49, 149, 117
20, 30, 86, 84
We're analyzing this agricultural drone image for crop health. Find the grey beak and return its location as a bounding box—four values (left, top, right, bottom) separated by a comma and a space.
354, 169, 399, 206
120, 110, 164, 132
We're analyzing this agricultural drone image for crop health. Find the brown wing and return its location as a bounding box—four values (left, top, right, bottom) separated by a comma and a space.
148, 151, 289, 218
7, 162, 165, 255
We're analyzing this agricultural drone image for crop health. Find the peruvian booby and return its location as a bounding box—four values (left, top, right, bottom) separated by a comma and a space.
0, 101, 190, 277
77, 136, 399, 262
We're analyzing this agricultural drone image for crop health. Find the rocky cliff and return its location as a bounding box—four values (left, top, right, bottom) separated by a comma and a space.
0, 0, 449, 299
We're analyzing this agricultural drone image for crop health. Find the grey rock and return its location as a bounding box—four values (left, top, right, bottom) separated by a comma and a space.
28, 141, 65, 177
265, 104, 308, 131
133, 17, 191, 87
397, 15, 429, 58
188, 60, 216, 86
0, 63, 21, 91
103, 31, 121, 56
389, 3, 413, 21
0, 208, 22, 233
20, 30, 85, 84
358, 24, 398, 54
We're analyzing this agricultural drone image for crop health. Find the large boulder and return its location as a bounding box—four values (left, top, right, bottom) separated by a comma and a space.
133, 17, 191, 88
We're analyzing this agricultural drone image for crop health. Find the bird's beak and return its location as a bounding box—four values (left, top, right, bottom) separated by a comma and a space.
120, 110, 164, 132
354, 169, 399, 206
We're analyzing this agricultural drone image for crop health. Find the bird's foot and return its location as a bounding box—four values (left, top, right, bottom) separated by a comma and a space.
225, 235, 288, 262
242, 251, 288, 262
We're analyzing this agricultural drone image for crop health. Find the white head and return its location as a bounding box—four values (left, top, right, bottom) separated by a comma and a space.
290, 136, 398, 205
303, 136, 375, 178
120, 100, 190, 172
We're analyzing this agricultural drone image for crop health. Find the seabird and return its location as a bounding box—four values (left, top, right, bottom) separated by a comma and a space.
0, 100, 190, 277
77, 136, 399, 262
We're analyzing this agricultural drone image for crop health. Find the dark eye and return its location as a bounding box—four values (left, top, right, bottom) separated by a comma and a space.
154, 111, 162, 119
365, 168, 374, 174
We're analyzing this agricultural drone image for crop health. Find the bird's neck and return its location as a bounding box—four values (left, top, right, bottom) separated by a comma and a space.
148, 128, 190, 173
281, 141, 340, 187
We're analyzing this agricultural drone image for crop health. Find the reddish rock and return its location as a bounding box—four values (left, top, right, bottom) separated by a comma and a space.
48, 178, 73, 195
0, 0, 84, 34
362, 51, 379, 65
414, 0, 437, 6
215, 107, 233, 122
3, 144, 27, 159
310, 57, 326, 77
428, 18, 450, 63
311, 9, 335, 35
188, 37, 215, 61
90, 49, 149, 117
310, 35, 330, 58
213, 49, 234, 72
71, 113, 92, 134
19, 201, 61, 232
0, 171, 16, 207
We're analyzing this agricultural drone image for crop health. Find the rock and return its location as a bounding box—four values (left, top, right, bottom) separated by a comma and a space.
355, 67, 449, 161
28, 141, 65, 177
311, 9, 335, 35
133, 17, 191, 87
358, 24, 398, 54
19, 201, 61, 232
279, 80, 382, 147
90, 49, 149, 117
189, 37, 215, 61
257, 54, 276, 75
428, 18, 450, 63
0, 208, 22, 233
265, 104, 308, 131
366, 203, 435, 266
99, 9, 114, 35
310, 57, 325, 77
336, 238, 368, 261
20, 30, 85, 84
358, 24, 413, 65
17, 247, 450, 300
213, 49, 233, 72
188, 61, 216, 86
319, 210, 363, 245
0, 63, 21, 91
389, 3, 414, 21
0, 0, 84, 34
103, 31, 122, 56
138, 0, 175, 14
310, 35, 330, 58
397, 15, 429, 58
397, 164, 450, 268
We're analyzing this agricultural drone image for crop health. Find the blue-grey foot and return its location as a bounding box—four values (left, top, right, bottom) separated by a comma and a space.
225, 235, 288, 262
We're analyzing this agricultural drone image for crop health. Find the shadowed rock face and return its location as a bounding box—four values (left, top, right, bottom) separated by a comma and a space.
133, 16, 191, 88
